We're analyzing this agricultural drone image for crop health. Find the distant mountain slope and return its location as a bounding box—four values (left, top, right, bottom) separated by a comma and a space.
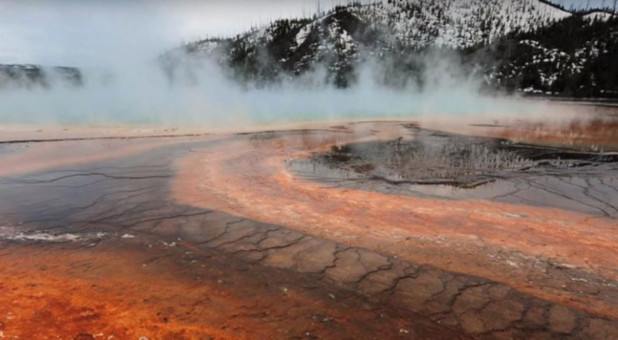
479, 13, 618, 97
350, 0, 570, 48
163, 0, 617, 98
0, 64, 83, 89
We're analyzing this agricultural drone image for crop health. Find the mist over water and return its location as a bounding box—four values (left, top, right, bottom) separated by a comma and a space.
0, 52, 541, 131
0, 0, 600, 132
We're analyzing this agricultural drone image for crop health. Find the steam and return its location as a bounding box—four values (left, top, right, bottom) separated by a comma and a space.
0, 49, 545, 132
0, 0, 545, 133
0, 0, 585, 133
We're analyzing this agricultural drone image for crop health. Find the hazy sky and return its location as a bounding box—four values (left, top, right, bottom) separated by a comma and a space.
559, 0, 617, 10
0, 0, 613, 67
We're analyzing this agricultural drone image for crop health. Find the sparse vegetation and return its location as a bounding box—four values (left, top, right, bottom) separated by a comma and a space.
163, 0, 618, 97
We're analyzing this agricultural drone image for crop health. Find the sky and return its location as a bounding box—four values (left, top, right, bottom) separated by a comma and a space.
559, 0, 617, 11
0, 0, 614, 67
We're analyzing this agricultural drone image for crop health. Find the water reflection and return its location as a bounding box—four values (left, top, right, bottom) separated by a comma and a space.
288, 127, 618, 217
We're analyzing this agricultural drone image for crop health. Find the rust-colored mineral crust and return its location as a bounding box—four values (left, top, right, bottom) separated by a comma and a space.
0, 116, 617, 339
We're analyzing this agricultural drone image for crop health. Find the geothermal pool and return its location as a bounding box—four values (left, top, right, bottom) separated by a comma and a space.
0, 110, 617, 339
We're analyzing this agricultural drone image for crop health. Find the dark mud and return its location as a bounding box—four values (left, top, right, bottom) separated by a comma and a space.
288, 125, 618, 218
1, 130, 617, 338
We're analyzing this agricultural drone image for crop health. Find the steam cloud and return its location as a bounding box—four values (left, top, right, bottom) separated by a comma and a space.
0, 50, 547, 132
0, 0, 549, 134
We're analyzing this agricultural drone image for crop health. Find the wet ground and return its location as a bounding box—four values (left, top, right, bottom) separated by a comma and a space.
0, 113, 617, 339
288, 125, 618, 217
0, 137, 466, 339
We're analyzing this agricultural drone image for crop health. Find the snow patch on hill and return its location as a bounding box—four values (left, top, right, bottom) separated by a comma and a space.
348, 0, 572, 48
583, 11, 614, 22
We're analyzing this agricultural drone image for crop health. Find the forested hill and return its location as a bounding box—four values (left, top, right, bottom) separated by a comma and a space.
164, 0, 618, 98
0, 64, 83, 89
478, 12, 618, 97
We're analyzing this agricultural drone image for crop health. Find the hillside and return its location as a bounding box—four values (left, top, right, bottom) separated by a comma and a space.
0, 64, 83, 89
163, 0, 618, 98
479, 13, 618, 97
